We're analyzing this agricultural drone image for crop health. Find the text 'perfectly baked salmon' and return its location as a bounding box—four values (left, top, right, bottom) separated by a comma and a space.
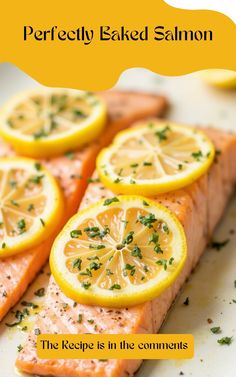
16, 127, 236, 377
0, 91, 167, 321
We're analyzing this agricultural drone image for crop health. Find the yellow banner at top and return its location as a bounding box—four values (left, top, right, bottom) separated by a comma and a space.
1, 0, 235, 90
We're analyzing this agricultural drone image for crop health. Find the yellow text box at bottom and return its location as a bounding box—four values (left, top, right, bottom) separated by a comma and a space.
37, 334, 194, 359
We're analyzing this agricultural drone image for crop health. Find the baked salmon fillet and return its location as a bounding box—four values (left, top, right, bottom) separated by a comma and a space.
16, 127, 236, 377
0, 91, 167, 321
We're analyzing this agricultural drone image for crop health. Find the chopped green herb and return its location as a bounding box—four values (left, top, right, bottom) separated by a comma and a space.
87, 319, 94, 324
84, 226, 110, 239
130, 163, 139, 168
77, 314, 83, 323
34, 288, 45, 297
117, 168, 123, 176
114, 178, 122, 183
73, 258, 82, 270
138, 213, 157, 228
87, 256, 99, 261
11, 199, 19, 207
87, 177, 100, 183
143, 265, 149, 272
48, 115, 57, 127
142, 200, 149, 207
29, 174, 44, 184
109, 284, 121, 290
73, 109, 86, 118
84, 226, 98, 236
123, 264, 135, 276
156, 259, 167, 270
131, 245, 142, 259
149, 233, 159, 245
122, 231, 134, 245
17, 219, 26, 234
27, 203, 34, 212
32, 97, 41, 105
154, 244, 164, 254
70, 229, 82, 238
89, 262, 102, 271
21, 301, 38, 309
124, 264, 135, 270
211, 327, 221, 334
80, 268, 92, 277
34, 162, 42, 171
7, 119, 14, 128
51, 94, 68, 109
40, 218, 45, 227
17, 344, 23, 352
33, 129, 48, 139
2, 242, 6, 249
217, 336, 233, 345
192, 150, 203, 161
163, 224, 169, 234
9, 180, 17, 188
103, 197, 119, 206
155, 126, 170, 141
81, 282, 91, 290
5, 308, 30, 327
214, 149, 222, 163
149, 233, 163, 254
143, 162, 152, 166
106, 269, 113, 276
183, 297, 189, 306
211, 239, 229, 251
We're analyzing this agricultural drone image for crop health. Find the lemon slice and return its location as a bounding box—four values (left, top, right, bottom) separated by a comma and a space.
50, 195, 186, 307
0, 88, 107, 158
200, 69, 236, 89
0, 157, 63, 258
96, 121, 215, 195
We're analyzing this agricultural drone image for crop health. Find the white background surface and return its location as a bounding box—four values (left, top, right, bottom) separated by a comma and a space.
0, 64, 236, 377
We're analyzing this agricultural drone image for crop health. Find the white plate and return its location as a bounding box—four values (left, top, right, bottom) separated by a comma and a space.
0, 64, 236, 377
